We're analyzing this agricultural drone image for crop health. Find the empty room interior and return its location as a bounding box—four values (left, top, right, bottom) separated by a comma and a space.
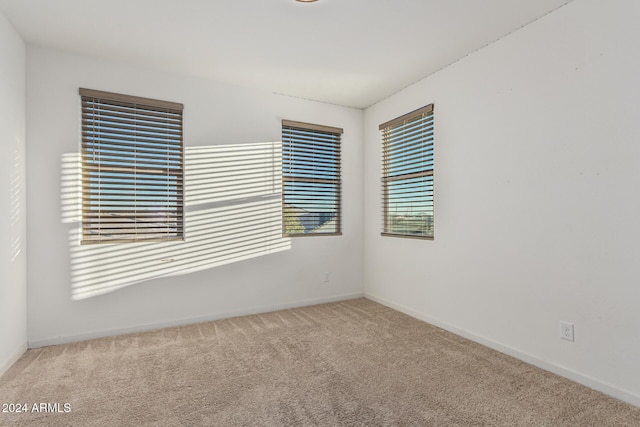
1, 0, 640, 425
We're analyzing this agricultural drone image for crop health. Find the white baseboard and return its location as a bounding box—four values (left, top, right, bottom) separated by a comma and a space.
364, 292, 640, 409
28, 292, 364, 348
0, 342, 28, 378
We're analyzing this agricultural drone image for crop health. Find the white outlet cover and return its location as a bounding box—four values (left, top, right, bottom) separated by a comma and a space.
560, 321, 574, 342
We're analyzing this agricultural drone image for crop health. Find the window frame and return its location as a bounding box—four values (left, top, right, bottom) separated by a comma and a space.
282, 120, 343, 237
380, 104, 434, 240
79, 88, 184, 244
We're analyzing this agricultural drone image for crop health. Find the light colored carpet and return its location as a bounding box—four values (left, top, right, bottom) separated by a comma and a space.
1, 298, 639, 426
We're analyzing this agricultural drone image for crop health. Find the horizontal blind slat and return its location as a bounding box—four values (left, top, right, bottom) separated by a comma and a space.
80, 88, 183, 112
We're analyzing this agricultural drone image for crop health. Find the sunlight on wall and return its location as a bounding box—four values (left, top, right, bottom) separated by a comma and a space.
61, 142, 289, 300
10, 142, 23, 262
61, 152, 82, 224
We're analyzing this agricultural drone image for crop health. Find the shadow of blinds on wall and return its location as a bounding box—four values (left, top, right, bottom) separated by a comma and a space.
80, 88, 184, 244
380, 104, 434, 239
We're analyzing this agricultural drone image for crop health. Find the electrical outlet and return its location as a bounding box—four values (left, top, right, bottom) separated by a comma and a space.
560, 321, 574, 342
324, 272, 330, 283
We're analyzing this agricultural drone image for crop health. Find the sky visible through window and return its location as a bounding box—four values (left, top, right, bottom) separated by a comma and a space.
81, 91, 183, 243
282, 124, 341, 235
382, 107, 434, 238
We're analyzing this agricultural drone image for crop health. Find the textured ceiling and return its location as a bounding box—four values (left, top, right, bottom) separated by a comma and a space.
0, 0, 571, 108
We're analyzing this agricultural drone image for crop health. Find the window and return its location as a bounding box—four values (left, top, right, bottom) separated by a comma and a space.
282, 120, 342, 236
80, 88, 184, 244
380, 104, 434, 239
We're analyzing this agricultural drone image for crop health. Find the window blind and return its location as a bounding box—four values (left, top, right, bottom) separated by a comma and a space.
380, 104, 434, 239
282, 120, 342, 236
80, 88, 184, 244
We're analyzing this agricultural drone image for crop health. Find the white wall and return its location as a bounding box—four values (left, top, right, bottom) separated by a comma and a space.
26, 46, 363, 346
0, 11, 27, 375
364, 0, 640, 407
